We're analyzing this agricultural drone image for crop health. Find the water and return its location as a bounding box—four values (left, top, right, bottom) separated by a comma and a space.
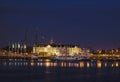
0, 59, 120, 82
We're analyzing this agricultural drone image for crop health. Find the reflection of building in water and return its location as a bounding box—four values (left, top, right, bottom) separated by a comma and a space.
87, 62, 90, 68
97, 61, 102, 68
33, 40, 91, 57
79, 62, 84, 68
116, 62, 119, 67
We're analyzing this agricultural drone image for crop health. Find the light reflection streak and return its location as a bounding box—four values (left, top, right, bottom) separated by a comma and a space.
53, 63, 57, 67
45, 61, 50, 67
87, 62, 90, 68
40, 62, 43, 66
61, 62, 64, 67
79, 62, 84, 68
105, 63, 107, 67
31, 60, 34, 66
1, 59, 120, 68
68, 63, 72, 67
37, 63, 40, 66
75, 63, 79, 67
116, 62, 118, 67
97, 61, 102, 68
111, 64, 114, 67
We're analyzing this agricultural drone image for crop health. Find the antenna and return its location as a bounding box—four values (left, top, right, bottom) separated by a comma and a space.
24, 27, 28, 46
34, 27, 39, 46
50, 37, 55, 45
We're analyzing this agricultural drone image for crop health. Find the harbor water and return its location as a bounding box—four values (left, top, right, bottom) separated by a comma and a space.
0, 59, 120, 82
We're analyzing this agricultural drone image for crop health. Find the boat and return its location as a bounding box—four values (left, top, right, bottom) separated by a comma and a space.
50, 55, 85, 61
32, 53, 38, 60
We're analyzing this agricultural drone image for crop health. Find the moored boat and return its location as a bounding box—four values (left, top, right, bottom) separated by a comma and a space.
50, 55, 90, 61
32, 53, 38, 60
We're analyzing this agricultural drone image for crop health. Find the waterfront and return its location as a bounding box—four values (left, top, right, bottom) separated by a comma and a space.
0, 59, 120, 82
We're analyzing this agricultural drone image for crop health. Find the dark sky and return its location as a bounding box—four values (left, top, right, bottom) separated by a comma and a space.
0, 0, 120, 49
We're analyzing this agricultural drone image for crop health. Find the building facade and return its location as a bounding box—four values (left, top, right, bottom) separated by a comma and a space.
33, 43, 90, 57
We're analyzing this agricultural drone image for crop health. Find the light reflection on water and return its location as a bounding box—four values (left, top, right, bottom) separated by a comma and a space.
97, 61, 102, 68
87, 62, 90, 68
0, 59, 120, 68
0, 59, 120, 82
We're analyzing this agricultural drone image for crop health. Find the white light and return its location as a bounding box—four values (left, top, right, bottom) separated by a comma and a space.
12, 44, 14, 48
18, 43, 20, 49
24, 44, 26, 49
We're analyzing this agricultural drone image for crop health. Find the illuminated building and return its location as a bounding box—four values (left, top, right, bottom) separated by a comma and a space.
33, 40, 90, 57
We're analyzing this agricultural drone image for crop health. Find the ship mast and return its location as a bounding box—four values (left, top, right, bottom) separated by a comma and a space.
24, 28, 28, 54
33, 27, 39, 54
34, 27, 39, 47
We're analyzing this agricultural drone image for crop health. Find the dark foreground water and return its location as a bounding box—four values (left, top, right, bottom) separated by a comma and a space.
0, 59, 120, 82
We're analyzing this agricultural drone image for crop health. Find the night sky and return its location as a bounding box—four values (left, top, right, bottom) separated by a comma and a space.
0, 0, 120, 49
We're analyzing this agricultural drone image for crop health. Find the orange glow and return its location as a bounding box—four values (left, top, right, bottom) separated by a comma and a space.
68, 63, 72, 67
61, 62, 67, 67
50, 62, 54, 67
75, 63, 79, 67
97, 61, 102, 68
64, 62, 67, 67
69, 63, 73, 67
31, 62, 34, 66
53, 63, 57, 67
61, 62, 64, 67
45, 61, 50, 67
79, 62, 84, 68
87, 62, 90, 68
45, 59, 50, 62
116, 62, 119, 67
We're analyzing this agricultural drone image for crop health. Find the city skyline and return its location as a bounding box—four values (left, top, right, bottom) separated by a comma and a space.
1, 0, 120, 49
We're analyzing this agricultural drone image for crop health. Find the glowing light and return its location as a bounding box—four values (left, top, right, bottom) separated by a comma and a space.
112, 64, 114, 67
61, 62, 66, 67
31, 60, 34, 66
68, 63, 72, 67
116, 62, 119, 67
105, 63, 107, 67
45, 59, 50, 62
18, 43, 20, 49
40, 62, 43, 66
79, 62, 84, 68
61, 62, 64, 67
53, 63, 57, 67
12, 44, 15, 48
47, 45, 51, 48
50, 62, 53, 67
45, 62, 50, 67
24, 44, 26, 49
75, 63, 79, 67
97, 61, 102, 68
37, 63, 40, 66
87, 62, 90, 68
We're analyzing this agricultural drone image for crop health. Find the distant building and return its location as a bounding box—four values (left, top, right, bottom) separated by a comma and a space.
33, 40, 91, 57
